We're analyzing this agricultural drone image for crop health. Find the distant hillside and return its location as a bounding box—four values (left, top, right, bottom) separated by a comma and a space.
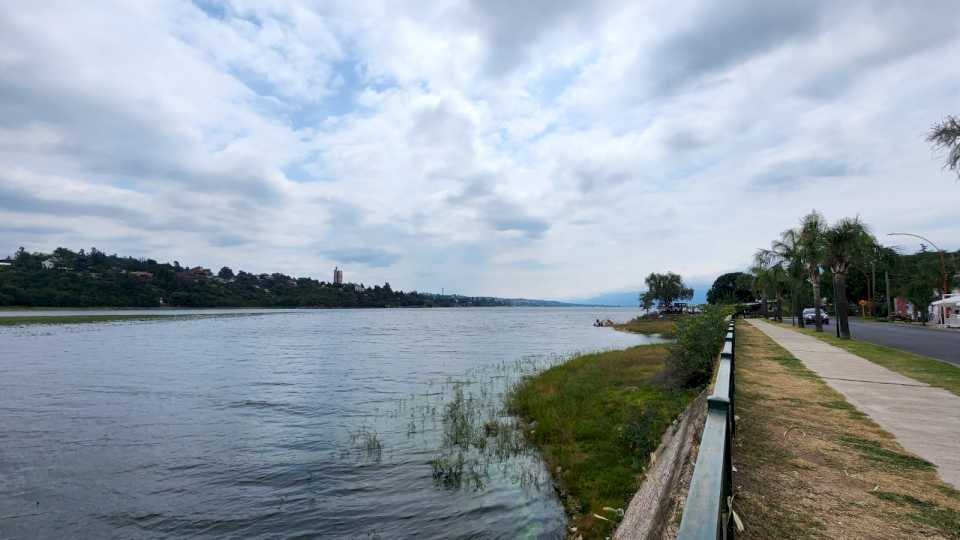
572, 285, 710, 307
0, 247, 548, 309
501, 298, 591, 307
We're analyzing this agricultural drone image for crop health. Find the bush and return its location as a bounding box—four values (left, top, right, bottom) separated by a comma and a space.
665, 306, 731, 388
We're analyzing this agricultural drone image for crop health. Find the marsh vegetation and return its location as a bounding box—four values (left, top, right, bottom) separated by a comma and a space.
612, 317, 678, 338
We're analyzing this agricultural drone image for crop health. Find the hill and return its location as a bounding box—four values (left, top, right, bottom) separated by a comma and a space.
0, 247, 564, 309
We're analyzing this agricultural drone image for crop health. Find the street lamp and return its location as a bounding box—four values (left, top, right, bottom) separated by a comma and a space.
888, 232, 949, 326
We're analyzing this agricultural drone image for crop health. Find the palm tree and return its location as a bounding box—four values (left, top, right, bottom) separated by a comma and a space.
798, 211, 827, 332
928, 115, 960, 179
753, 250, 788, 322
824, 218, 873, 339
768, 228, 807, 327
769, 264, 789, 322
750, 255, 771, 319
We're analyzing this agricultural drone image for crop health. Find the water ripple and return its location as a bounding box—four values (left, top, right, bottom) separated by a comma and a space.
0, 307, 652, 539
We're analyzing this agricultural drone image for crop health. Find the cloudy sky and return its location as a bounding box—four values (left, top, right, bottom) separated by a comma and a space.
2, 1, 958, 301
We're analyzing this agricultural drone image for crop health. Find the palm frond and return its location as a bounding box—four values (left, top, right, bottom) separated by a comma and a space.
928, 115, 960, 178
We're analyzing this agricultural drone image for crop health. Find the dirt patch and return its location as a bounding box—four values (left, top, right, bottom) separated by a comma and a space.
733, 322, 960, 539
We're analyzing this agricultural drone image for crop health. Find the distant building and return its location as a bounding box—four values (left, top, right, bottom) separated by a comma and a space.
176, 267, 212, 281
333, 266, 343, 285
41, 259, 56, 270
894, 296, 914, 318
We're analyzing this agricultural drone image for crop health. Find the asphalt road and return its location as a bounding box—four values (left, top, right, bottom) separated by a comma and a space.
788, 317, 960, 366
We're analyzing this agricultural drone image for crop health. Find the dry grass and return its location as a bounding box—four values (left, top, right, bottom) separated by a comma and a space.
734, 322, 960, 539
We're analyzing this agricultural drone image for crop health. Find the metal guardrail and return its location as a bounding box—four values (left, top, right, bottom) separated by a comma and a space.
677, 318, 737, 539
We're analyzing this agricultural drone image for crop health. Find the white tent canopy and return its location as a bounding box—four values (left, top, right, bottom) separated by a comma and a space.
931, 296, 960, 306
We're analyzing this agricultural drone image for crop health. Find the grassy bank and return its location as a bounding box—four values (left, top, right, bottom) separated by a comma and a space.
612, 318, 677, 338
773, 321, 960, 397
0, 313, 263, 326
508, 345, 695, 538
0, 314, 173, 326
734, 322, 960, 538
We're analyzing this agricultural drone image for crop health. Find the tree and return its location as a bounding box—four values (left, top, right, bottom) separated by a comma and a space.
928, 115, 960, 179
895, 249, 959, 325
901, 257, 941, 325
874, 246, 900, 320
753, 251, 788, 322
639, 272, 693, 311
706, 272, 754, 305
768, 228, 808, 327
218, 267, 235, 280
798, 211, 828, 331
749, 256, 771, 319
824, 217, 873, 339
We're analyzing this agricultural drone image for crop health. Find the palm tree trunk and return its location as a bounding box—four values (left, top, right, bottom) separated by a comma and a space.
795, 283, 805, 327
812, 275, 823, 332
760, 291, 768, 319
832, 275, 840, 338
836, 272, 851, 339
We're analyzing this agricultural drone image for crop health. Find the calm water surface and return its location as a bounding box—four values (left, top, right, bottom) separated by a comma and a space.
0, 307, 659, 539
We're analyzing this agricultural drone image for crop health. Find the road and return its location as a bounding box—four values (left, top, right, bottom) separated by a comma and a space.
787, 317, 960, 367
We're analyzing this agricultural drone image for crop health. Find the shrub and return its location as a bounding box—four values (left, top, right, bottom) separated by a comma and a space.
665, 306, 730, 388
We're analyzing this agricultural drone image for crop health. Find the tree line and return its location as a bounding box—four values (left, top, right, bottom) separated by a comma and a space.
706, 212, 958, 337
0, 247, 511, 309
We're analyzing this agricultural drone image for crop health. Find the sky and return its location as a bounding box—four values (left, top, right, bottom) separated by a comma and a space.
1, 1, 958, 302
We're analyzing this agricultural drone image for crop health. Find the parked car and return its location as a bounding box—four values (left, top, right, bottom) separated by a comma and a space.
802, 308, 829, 325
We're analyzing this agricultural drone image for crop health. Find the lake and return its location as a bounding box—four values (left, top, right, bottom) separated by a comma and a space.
0, 307, 661, 539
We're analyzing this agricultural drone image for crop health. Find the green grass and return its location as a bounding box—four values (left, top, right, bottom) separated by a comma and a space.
819, 399, 855, 411
837, 436, 936, 472
872, 491, 960, 536
612, 318, 677, 338
783, 323, 960, 397
507, 345, 694, 538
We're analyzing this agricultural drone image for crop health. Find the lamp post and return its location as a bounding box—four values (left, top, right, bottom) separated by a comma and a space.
888, 232, 949, 327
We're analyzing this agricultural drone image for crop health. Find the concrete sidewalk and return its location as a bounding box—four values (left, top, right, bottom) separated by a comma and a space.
748, 319, 960, 488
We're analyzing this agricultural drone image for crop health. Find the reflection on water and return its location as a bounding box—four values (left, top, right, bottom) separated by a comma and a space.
0, 307, 659, 538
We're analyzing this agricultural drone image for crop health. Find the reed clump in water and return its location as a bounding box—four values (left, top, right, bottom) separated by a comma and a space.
350, 426, 383, 462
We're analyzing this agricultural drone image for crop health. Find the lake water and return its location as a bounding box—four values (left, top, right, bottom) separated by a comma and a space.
0, 307, 660, 539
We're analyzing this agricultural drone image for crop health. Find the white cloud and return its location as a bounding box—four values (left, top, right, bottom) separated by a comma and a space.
1, 0, 958, 299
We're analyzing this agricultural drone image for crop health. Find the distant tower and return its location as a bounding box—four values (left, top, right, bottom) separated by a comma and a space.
333, 266, 343, 285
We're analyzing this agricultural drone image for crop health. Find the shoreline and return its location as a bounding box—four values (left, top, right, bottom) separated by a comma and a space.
0, 312, 273, 326
507, 341, 693, 538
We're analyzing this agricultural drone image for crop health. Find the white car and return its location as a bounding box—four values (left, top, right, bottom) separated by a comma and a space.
802, 308, 829, 325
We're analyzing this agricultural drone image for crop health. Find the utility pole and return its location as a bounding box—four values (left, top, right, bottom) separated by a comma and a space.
885, 271, 892, 321
888, 233, 948, 327
871, 261, 877, 317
